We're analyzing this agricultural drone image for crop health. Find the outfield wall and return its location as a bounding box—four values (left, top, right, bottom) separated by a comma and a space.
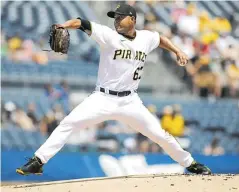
2, 150, 239, 182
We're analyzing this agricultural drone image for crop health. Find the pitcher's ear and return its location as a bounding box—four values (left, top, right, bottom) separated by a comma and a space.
131, 16, 136, 23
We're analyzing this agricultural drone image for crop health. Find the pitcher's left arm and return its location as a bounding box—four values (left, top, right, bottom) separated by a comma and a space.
159, 36, 188, 66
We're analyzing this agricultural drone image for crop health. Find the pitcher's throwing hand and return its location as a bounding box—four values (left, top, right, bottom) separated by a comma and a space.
176, 51, 189, 66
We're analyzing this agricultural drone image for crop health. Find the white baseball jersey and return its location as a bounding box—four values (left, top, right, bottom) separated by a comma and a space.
90, 21, 160, 91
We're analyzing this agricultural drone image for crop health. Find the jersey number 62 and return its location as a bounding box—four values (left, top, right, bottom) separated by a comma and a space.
133, 66, 144, 80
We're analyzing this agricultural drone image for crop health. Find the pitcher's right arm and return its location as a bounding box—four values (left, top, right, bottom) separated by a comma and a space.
58, 19, 81, 29
57, 18, 114, 47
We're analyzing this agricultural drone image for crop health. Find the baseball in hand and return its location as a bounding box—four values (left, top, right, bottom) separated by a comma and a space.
176, 51, 189, 66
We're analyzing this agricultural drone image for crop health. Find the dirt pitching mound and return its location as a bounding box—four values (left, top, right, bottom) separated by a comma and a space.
2, 174, 238, 192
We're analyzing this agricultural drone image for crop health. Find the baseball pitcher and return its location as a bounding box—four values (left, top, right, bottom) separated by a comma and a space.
16, 4, 211, 175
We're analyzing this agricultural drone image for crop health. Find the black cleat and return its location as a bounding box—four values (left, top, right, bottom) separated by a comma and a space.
16, 156, 43, 176
186, 161, 211, 175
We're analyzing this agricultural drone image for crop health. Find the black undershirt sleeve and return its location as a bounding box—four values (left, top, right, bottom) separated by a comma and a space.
77, 17, 91, 34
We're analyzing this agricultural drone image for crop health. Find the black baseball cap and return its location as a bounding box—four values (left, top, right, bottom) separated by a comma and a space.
107, 4, 137, 19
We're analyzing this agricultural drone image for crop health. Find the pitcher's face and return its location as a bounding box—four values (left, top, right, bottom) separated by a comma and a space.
114, 14, 135, 34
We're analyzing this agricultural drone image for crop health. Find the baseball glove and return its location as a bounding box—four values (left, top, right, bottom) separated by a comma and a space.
49, 24, 70, 54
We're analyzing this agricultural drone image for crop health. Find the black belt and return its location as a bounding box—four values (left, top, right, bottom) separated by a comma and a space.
100, 87, 135, 97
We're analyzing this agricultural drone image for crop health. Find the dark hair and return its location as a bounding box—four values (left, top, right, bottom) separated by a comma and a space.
171, 24, 178, 35
211, 138, 219, 147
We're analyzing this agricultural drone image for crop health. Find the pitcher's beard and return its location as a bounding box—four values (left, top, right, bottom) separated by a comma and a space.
115, 26, 127, 35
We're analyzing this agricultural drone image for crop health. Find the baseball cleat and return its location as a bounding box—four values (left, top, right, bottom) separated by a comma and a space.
16, 156, 43, 176
186, 161, 211, 175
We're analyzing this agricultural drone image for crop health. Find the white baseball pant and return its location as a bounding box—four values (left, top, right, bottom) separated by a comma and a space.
35, 91, 194, 167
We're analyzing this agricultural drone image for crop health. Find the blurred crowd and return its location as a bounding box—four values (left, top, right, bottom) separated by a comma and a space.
1, 80, 70, 133
169, 3, 239, 98
125, 1, 239, 98
204, 137, 225, 156
1, 30, 67, 65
